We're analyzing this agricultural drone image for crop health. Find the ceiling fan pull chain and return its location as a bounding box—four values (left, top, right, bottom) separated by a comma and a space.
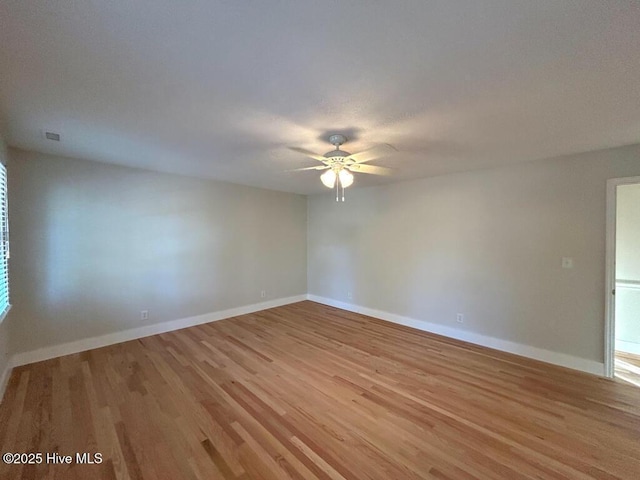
341, 182, 345, 202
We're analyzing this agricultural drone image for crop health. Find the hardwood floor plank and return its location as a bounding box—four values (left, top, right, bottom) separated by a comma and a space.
1, 301, 640, 479
616, 351, 640, 388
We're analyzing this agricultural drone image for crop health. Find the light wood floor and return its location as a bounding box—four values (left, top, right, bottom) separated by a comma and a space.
616, 351, 640, 388
1, 301, 639, 480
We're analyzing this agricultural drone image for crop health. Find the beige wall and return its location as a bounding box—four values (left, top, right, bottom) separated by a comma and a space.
8, 148, 307, 354
615, 183, 640, 353
0, 319, 9, 385
308, 144, 640, 363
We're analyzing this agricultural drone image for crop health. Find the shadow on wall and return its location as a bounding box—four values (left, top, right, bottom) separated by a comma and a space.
9, 148, 308, 355
40, 177, 227, 334
14, 165, 248, 351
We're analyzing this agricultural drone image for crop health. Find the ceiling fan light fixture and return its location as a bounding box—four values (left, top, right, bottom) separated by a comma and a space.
290, 134, 395, 199
338, 169, 353, 188
320, 169, 337, 188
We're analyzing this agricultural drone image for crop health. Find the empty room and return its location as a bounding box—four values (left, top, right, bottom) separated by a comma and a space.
1, 1, 640, 479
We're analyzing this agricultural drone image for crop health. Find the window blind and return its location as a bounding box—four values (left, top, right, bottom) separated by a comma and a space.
0, 163, 9, 321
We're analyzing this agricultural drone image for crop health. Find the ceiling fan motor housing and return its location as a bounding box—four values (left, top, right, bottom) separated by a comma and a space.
324, 149, 352, 161
324, 134, 352, 165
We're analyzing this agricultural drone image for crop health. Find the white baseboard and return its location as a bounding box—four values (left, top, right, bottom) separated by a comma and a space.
615, 339, 640, 356
10, 295, 307, 368
307, 295, 605, 376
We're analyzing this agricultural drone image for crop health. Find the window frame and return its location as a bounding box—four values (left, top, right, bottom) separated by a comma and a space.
0, 162, 10, 324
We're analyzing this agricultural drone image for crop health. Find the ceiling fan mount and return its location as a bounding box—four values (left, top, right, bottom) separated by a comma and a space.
288, 134, 397, 201
328, 134, 347, 148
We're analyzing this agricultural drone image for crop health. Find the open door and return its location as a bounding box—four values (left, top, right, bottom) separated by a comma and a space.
605, 177, 640, 384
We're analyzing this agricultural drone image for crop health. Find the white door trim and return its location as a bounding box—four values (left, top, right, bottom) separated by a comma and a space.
604, 176, 640, 378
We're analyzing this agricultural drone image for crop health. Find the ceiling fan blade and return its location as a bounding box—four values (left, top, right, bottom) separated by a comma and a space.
347, 164, 393, 176
286, 165, 330, 172
288, 147, 328, 163
344, 143, 397, 164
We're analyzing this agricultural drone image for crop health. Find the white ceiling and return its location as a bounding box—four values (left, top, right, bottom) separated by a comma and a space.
1, 1, 639, 194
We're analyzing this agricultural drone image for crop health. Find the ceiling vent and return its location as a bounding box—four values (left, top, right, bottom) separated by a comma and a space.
44, 131, 60, 141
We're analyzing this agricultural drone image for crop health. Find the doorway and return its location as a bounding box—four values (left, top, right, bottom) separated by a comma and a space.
605, 177, 640, 384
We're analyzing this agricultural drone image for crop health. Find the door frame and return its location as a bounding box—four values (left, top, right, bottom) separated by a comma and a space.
604, 175, 640, 378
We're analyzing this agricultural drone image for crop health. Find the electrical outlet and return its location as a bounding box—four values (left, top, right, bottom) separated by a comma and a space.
141, 310, 149, 320
347, 292, 353, 300
260, 290, 266, 298
456, 313, 464, 323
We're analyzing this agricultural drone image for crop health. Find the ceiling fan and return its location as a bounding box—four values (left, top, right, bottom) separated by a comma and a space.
289, 134, 396, 201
